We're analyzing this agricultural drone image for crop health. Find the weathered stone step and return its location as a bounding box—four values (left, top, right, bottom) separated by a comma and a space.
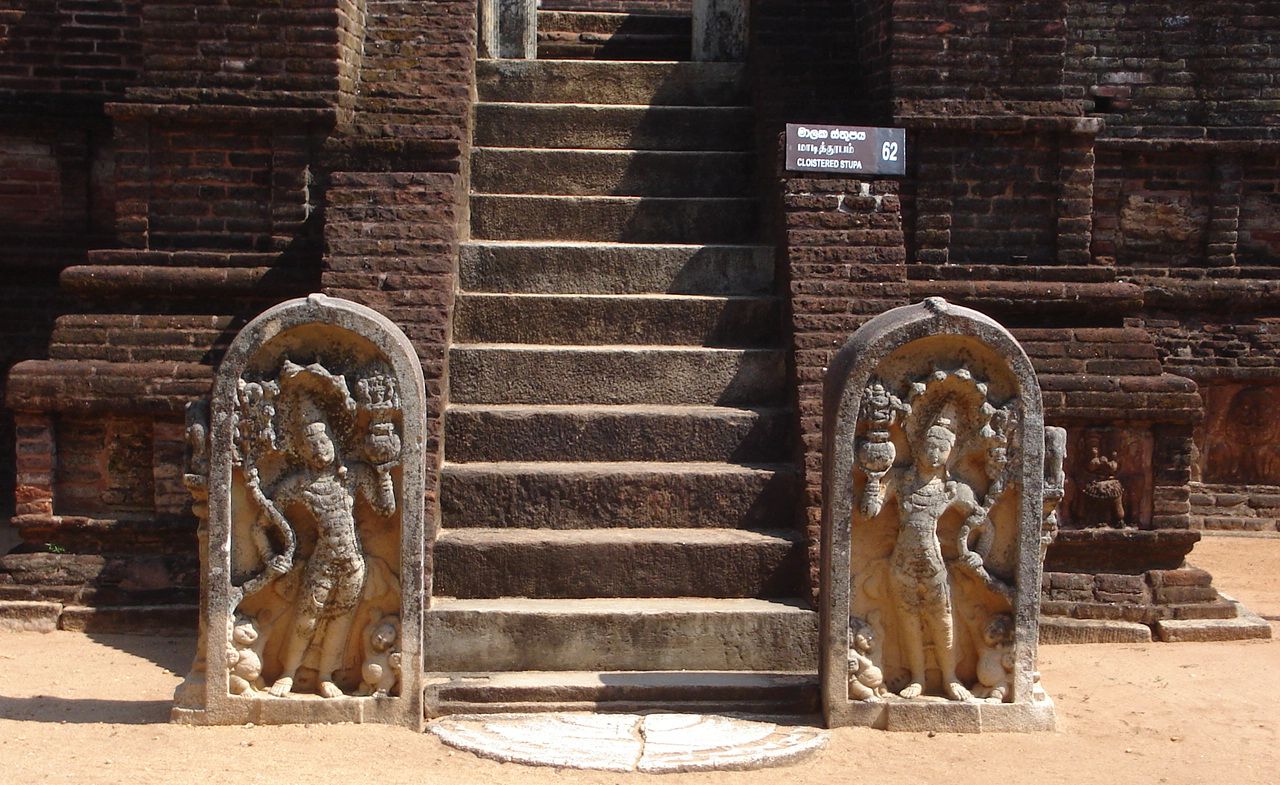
471, 195, 757, 243
440, 461, 800, 529
433, 528, 806, 598
445, 405, 790, 462
425, 671, 819, 716
538, 10, 692, 37
476, 60, 747, 105
536, 14, 691, 62
475, 103, 752, 151
448, 345, 787, 406
424, 597, 815, 671
471, 148, 752, 197
460, 241, 774, 295
453, 292, 778, 346
538, 36, 691, 62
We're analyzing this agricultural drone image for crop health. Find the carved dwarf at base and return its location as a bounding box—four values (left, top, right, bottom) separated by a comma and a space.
970, 613, 1014, 703
357, 614, 402, 697
228, 614, 266, 695
847, 618, 888, 701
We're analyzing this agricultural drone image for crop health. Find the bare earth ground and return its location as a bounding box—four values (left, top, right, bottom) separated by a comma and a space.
1, 535, 1276, 785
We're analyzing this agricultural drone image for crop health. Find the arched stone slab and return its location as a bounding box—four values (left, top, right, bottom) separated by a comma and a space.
820, 297, 1062, 732
174, 294, 426, 729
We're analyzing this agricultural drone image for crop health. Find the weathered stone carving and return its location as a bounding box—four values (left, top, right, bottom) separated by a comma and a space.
228, 360, 403, 700
357, 613, 402, 697
846, 617, 888, 701
970, 612, 1014, 703
820, 298, 1059, 732
1074, 430, 1127, 529
173, 294, 426, 729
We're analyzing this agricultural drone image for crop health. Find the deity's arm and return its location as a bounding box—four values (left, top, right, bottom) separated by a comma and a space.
254, 470, 301, 569
952, 482, 992, 567
354, 461, 397, 517
858, 467, 897, 519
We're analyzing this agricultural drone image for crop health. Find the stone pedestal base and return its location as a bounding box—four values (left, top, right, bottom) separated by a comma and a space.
826, 692, 1056, 733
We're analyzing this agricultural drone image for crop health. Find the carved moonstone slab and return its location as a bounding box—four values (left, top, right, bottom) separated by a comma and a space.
820, 298, 1062, 732
174, 295, 426, 729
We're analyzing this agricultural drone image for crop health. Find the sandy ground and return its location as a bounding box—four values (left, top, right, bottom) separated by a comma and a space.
0, 535, 1276, 785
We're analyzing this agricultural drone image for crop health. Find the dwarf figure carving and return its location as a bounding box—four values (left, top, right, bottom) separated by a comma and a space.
847, 618, 888, 701
971, 612, 1015, 703
227, 614, 265, 695
357, 615, 402, 697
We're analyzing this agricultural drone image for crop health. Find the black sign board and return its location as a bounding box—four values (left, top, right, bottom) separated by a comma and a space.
784, 124, 907, 176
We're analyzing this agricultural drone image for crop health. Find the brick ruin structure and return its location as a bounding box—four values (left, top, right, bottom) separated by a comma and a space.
0, 1, 1273, 710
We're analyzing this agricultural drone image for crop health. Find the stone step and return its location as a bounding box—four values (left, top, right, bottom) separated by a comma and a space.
537, 14, 691, 61
474, 103, 752, 151
470, 195, 757, 244
425, 671, 819, 716
460, 241, 774, 295
453, 292, 779, 346
471, 148, 752, 197
424, 597, 815, 671
444, 404, 790, 463
538, 10, 692, 37
537, 37, 690, 62
448, 345, 787, 406
476, 60, 747, 106
441, 461, 799, 529
433, 528, 807, 599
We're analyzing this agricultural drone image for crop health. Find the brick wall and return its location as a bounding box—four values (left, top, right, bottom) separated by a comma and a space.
903, 129, 1071, 265
0, 0, 142, 99
782, 175, 908, 595
888, 0, 1077, 117
541, 1, 691, 12
129, 0, 354, 107
1067, 1, 1280, 139
109, 108, 327, 254
321, 0, 478, 548
1189, 483, 1280, 533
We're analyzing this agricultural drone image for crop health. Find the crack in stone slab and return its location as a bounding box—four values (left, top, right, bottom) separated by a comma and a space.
429, 712, 828, 773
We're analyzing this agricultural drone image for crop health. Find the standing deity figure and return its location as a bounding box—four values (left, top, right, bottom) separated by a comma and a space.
260, 414, 397, 699
858, 402, 976, 701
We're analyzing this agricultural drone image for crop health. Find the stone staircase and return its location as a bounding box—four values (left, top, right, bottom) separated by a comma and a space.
424, 31, 817, 714
537, 9, 692, 60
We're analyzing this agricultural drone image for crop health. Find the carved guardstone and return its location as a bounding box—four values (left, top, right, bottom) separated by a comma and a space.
173, 295, 427, 729
820, 298, 1062, 732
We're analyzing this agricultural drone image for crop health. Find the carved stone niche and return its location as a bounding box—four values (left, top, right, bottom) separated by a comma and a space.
172, 295, 426, 729
820, 298, 1062, 733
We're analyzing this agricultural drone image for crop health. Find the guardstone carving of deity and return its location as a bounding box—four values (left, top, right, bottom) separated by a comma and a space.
172, 295, 426, 729
820, 298, 1063, 733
